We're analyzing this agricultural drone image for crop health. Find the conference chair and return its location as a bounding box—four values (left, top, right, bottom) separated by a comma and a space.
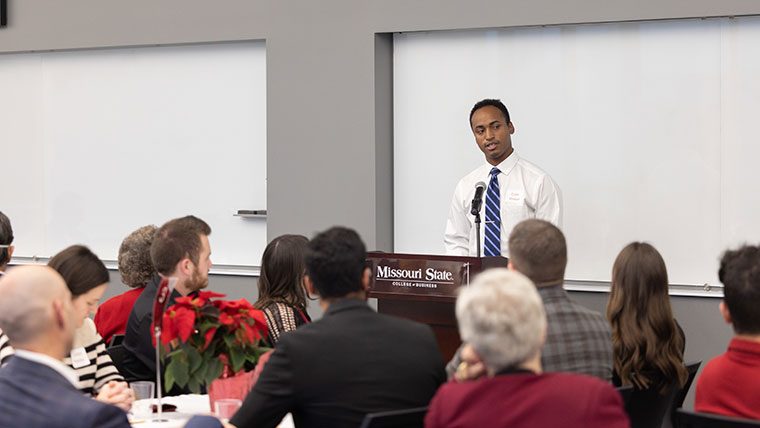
669, 361, 703, 426
624, 360, 702, 428
108, 334, 125, 347
676, 409, 760, 428
616, 385, 634, 410
105, 344, 129, 376
359, 406, 428, 428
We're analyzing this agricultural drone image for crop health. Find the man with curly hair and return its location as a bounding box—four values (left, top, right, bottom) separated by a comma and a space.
695, 245, 760, 420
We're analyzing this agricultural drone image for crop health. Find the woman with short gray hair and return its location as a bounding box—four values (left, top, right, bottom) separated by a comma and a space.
94, 225, 158, 345
425, 268, 628, 428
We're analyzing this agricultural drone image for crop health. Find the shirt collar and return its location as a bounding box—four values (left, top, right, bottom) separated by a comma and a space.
728, 337, 760, 356
482, 150, 520, 178
14, 349, 80, 387
495, 367, 535, 376
536, 284, 567, 298
323, 298, 369, 317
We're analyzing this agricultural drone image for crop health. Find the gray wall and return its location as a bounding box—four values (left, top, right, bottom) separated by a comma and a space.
4, 0, 752, 410
4, 0, 760, 248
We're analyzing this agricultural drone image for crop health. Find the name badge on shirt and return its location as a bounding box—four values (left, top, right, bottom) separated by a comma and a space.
70, 347, 90, 369
506, 190, 525, 206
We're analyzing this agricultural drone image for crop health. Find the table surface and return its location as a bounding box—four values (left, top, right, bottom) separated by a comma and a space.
128, 394, 294, 428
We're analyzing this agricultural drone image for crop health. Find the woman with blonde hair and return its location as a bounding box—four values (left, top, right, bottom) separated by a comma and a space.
607, 242, 688, 394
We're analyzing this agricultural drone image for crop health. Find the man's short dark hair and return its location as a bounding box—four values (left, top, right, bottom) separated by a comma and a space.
508, 219, 567, 286
469, 99, 511, 127
305, 226, 366, 299
0, 212, 12, 266
150, 215, 211, 276
719, 245, 760, 335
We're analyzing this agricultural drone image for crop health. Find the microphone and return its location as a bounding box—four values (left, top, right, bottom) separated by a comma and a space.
470, 181, 486, 216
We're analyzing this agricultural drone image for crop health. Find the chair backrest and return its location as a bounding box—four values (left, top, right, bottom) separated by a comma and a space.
359, 406, 428, 428
674, 361, 702, 409
105, 344, 129, 376
617, 385, 634, 409
624, 382, 681, 428
668, 360, 703, 427
676, 409, 760, 428
108, 334, 125, 348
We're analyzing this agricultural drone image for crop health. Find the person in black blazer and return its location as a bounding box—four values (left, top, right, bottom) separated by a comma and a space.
230, 227, 446, 428
0, 265, 131, 428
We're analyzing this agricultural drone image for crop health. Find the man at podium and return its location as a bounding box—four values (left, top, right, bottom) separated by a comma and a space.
444, 99, 562, 258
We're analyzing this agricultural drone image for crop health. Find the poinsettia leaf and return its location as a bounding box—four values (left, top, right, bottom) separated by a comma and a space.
195, 358, 208, 380
256, 346, 272, 359
205, 357, 224, 385
201, 304, 220, 319
187, 346, 202, 373
198, 319, 216, 333
169, 355, 190, 388
223, 334, 236, 350
229, 347, 245, 372
167, 348, 185, 358
197, 291, 226, 300
188, 377, 201, 395
164, 360, 177, 393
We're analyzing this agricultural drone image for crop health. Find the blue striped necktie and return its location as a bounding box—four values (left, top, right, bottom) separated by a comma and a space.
484, 167, 501, 257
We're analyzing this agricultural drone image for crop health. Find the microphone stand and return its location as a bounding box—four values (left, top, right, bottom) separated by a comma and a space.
151, 277, 176, 423
471, 185, 485, 259
154, 327, 167, 422
474, 212, 482, 258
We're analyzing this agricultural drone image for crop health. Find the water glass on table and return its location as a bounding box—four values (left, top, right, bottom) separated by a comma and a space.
130, 381, 155, 420
214, 398, 242, 421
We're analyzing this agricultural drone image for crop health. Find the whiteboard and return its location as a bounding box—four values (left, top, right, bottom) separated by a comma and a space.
1, 41, 267, 267
394, 17, 760, 286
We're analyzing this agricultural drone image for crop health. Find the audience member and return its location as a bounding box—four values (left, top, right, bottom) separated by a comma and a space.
254, 234, 311, 346
121, 216, 212, 390
0, 211, 14, 365
448, 219, 613, 381
0, 265, 131, 428
0, 245, 132, 410
0, 211, 13, 275
95, 225, 158, 345
695, 245, 760, 419
230, 226, 446, 428
607, 242, 687, 393
426, 269, 629, 428
48, 245, 132, 410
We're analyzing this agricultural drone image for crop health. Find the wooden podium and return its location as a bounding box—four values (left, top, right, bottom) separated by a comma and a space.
366, 252, 507, 362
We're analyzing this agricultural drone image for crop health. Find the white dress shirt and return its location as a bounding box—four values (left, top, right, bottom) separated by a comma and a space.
14, 349, 80, 387
444, 151, 562, 258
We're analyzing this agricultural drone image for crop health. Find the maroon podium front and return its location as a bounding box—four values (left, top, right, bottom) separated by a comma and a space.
366, 252, 507, 362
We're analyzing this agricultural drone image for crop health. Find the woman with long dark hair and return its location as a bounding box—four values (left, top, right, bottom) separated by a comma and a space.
607, 242, 688, 393
255, 235, 311, 345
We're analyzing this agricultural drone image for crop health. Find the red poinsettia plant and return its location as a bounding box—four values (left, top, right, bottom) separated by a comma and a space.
159, 291, 270, 393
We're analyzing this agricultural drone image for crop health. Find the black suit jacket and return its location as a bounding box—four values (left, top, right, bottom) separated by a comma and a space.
0, 355, 130, 428
231, 298, 446, 428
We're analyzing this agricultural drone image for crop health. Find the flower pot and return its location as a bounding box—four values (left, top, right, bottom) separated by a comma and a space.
207, 369, 256, 409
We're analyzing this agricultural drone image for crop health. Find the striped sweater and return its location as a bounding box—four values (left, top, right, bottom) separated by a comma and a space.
0, 318, 123, 396
0, 331, 12, 367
